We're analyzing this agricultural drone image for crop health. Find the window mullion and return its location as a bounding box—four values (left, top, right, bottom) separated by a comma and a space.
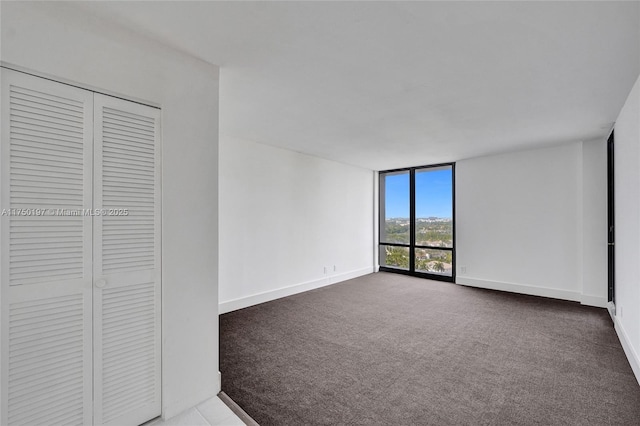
409, 169, 416, 273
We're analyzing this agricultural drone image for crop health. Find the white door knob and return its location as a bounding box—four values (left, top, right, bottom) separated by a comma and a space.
95, 279, 107, 289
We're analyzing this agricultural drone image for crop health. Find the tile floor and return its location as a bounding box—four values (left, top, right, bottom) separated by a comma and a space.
146, 396, 246, 426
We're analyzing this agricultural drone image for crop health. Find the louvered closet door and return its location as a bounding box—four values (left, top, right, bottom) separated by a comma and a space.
1, 69, 93, 425
93, 94, 161, 426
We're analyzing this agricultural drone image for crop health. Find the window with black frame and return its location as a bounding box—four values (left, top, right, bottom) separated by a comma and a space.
379, 164, 455, 282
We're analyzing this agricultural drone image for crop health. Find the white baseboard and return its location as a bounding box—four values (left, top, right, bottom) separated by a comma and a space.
219, 267, 374, 314
580, 294, 608, 308
456, 277, 582, 303
456, 277, 608, 308
614, 315, 640, 386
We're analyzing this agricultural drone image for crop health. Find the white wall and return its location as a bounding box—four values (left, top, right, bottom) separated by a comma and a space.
613, 75, 640, 383
219, 136, 374, 313
581, 139, 608, 305
1, 2, 220, 419
456, 141, 607, 307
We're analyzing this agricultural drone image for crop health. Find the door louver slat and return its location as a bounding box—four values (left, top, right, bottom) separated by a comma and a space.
8, 83, 86, 288
100, 106, 156, 274
7, 295, 86, 426
100, 282, 157, 424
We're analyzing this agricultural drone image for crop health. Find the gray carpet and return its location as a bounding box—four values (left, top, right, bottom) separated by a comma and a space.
220, 272, 640, 425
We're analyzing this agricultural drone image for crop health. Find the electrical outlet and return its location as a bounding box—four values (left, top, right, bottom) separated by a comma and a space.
460, 266, 467, 274
333, 265, 336, 272
323, 266, 327, 274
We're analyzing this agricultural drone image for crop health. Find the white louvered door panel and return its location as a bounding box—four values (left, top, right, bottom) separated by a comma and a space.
1, 69, 93, 425
93, 94, 161, 426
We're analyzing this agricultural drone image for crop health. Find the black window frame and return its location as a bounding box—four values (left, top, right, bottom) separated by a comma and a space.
378, 162, 456, 282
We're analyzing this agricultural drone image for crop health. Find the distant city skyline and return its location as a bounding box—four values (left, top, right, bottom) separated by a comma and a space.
384, 168, 452, 218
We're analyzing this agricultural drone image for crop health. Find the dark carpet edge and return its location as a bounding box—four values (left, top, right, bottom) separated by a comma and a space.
219, 391, 261, 426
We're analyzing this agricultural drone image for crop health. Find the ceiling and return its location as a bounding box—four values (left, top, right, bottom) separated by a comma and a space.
76, 1, 639, 170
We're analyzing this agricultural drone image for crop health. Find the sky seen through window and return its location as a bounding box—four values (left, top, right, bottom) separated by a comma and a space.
384, 169, 452, 218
